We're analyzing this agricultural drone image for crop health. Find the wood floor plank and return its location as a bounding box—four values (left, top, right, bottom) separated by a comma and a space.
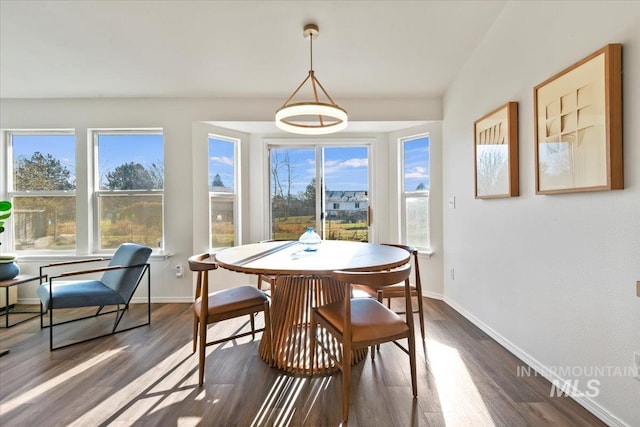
0, 300, 608, 426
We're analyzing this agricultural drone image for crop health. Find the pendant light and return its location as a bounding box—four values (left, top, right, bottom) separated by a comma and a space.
275, 24, 348, 135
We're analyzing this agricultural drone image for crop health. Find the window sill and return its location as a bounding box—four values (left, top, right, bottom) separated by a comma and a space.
418, 249, 434, 258
13, 251, 173, 263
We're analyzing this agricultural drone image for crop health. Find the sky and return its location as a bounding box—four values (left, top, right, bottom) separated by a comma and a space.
404, 136, 430, 192
12, 134, 76, 182
13, 133, 429, 194
11, 133, 164, 188
269, 146, 370, 195
208, 136, 430, 195
209, 137, 235, 190
208, 140, 375, 195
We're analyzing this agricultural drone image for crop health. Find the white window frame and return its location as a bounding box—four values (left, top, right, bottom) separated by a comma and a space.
264, 138, 374, 241
400, 133, 430, 251
4, 129, 76, 254
208, 133, 240, 249
92, 129, 165, 253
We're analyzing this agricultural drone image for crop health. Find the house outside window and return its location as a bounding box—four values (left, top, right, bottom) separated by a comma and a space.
268, 143, 370, 242
402, 134, 430, 250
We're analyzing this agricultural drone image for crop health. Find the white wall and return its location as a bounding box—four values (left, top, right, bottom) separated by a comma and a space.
0, 96, 443, 298
442, 2, 640, 425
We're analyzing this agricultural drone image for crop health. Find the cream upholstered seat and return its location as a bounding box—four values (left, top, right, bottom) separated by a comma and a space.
188, 253, 272, 386
310, 263, 417, 422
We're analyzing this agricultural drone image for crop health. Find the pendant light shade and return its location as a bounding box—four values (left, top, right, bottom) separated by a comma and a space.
275, 24, 348, 135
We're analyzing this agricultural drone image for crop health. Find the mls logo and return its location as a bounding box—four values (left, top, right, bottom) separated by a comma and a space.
550, 379, 600, 398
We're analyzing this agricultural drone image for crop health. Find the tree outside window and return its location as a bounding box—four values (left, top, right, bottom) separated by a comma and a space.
95, 131, 164, 250
10, 133, 76, 251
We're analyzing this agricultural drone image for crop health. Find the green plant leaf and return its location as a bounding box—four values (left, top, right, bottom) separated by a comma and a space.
0, 213, 10, 220
0, 201, 11, 211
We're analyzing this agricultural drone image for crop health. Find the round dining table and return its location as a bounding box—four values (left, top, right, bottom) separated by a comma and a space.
215, 240, 410, 375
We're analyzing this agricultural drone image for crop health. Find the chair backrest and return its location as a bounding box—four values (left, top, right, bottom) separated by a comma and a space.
101, 243, 152, 303
331, 264, 413, 341
188, 253, 218, 301
188, 253, 217, 272
332, 263, 412, 291
382, 243, 420, 286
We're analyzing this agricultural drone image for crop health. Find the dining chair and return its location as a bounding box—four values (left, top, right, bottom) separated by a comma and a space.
309, 263, 417, 422
352, 244, 425, 344
256, 273, 275, 295
38, 243, 152, 351
188, 253, 272, 386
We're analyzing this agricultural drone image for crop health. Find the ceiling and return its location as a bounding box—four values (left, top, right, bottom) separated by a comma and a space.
0, 0, 507, 100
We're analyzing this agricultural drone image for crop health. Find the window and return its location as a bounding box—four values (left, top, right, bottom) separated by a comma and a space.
269, 144, 370, 242
355, 203, 360, 209
94, 130, 164, 251
209, 135, 238, 248
402, 135, 430, 250
7, 131, 76, 252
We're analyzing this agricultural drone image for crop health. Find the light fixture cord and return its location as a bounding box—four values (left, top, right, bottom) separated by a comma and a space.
309, 33, 313, 71
308, 32, 322, 124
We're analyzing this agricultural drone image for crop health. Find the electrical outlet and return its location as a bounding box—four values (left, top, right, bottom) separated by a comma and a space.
634, 352, 640, 381
448, 196, 456, 209
450, 268, 455, 280
175, 265, 184, 278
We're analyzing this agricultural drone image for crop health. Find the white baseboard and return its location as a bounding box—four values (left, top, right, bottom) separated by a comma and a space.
444, 296, 628, 427
422, 290, 444, 300
131, 296, 193, 304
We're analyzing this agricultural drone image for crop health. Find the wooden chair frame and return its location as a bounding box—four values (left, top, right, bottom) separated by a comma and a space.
358, 244, 426, 343
189, 253, 272, 386
309, 264, 417, 422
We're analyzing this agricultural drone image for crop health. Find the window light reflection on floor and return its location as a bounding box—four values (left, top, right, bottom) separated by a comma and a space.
67, 342, 197, 426
177, 416, 202, 427
0, 347, 127, 415
426, 338, 496, 426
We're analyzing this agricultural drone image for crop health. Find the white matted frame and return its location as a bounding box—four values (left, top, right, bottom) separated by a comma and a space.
474, 102, 519, 199
534, 43, 622, 194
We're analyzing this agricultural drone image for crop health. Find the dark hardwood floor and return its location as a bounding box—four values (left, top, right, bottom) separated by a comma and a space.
0, 299, 606, 426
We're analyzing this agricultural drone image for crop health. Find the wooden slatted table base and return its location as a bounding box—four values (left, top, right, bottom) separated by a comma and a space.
259, 275, 366, 375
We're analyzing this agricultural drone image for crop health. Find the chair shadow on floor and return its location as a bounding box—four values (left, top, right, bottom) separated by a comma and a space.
87, 317, 425, 426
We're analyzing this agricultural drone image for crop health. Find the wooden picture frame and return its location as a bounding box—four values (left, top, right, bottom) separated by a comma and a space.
474, 102, 519, 199
534, 43, 622, 194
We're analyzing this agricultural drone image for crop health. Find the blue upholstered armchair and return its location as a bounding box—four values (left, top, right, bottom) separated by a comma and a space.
38, 243, 152, 350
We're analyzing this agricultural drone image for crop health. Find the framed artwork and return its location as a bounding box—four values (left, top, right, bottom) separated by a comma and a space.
474, 102, 519, 199
534, 43, 622, 194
